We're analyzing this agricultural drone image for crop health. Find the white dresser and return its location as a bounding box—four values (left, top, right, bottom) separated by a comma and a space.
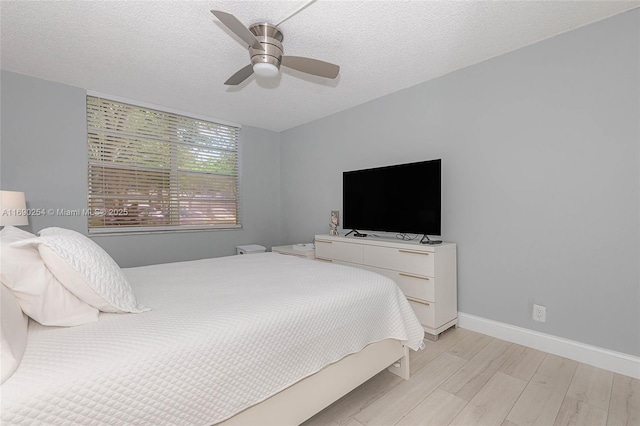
314, 234, 457, 340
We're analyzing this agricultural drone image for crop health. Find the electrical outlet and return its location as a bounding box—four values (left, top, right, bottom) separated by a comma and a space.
533, 304, 546, 323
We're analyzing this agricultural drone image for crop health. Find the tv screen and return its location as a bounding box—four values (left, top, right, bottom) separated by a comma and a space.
343, 159, 441, 235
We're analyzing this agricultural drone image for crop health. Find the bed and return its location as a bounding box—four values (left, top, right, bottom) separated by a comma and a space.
1, 252, 424, 425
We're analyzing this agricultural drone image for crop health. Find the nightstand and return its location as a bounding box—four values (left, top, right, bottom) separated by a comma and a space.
271, 244, 315, 259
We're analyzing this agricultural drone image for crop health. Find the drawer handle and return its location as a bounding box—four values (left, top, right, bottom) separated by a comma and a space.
399, 272, 429, 281
315, 240, 333, 244
406, 296, 430, 306
315, 257, 333, 262
399, 249, 429, 255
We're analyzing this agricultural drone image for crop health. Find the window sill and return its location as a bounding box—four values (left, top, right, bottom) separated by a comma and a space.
88, 224, 242, 237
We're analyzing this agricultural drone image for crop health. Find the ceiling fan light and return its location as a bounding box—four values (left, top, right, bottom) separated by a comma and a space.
253, 62, 279, 78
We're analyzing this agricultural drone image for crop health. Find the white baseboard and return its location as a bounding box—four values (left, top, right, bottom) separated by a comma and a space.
457, 312, 640, 379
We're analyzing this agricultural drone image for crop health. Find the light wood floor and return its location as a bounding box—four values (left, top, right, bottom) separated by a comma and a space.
302, 327, 639, 426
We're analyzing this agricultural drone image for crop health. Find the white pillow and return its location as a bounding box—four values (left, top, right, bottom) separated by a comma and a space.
1, 283, 28, 384
13, 227, 149, 313
0, 226, 99, 326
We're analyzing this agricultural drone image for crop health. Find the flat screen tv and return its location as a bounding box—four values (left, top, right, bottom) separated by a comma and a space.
343, 159, 441, 238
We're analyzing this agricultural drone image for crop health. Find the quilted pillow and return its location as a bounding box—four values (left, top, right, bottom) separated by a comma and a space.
13, 227, 149, 314
0, 226, 99, 326
1, 283, 28, 383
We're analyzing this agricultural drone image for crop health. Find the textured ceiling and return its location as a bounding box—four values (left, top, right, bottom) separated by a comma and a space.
2, 1, 638, 131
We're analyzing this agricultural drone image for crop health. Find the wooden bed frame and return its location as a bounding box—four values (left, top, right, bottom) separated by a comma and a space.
221, 338, 410, 425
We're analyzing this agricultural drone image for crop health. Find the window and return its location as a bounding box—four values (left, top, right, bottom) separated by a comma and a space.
87, 96, 240, 234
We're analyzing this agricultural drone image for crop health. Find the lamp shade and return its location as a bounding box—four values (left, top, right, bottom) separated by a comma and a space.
0, 191, 28, 226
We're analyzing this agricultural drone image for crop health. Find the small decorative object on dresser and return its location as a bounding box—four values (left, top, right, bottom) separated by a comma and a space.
329, 210, 340, 236
314, 234, 457, 341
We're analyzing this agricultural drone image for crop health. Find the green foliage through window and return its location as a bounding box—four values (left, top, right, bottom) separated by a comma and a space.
87, 96, 240, 232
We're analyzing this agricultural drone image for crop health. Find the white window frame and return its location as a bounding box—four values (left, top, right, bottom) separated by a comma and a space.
87, 92, 242, 235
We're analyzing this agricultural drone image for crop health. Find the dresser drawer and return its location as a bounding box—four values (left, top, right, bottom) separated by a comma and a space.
360, 265, 434, 302
408, 299, 436, 328
315, 239, 364, 264
363, 245, 434, 276
396, 272, 434, 302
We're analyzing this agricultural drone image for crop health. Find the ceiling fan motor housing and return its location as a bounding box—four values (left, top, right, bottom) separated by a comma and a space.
248, 23, 284, 70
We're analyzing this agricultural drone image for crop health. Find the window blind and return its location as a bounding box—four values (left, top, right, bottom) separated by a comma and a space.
87, 96, 241, 234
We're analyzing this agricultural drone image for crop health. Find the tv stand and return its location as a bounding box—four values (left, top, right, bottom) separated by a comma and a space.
345, 229, 368, 238
314, 234, 457, 340
420, 235, 442, 245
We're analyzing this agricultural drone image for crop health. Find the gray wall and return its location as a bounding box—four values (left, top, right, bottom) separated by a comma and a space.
1, 70, 282, 267
279, 10, 640, 356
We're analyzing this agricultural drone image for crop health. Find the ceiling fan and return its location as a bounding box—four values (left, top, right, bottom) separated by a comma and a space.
210, 2, 340, 86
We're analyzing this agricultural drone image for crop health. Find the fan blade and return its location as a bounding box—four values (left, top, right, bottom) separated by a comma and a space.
281, 56, 340, 79
224, 64, 254, 85
211, 10, 264, 51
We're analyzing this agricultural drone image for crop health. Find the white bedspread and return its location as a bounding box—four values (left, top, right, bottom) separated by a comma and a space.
1, 253, 424, 425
